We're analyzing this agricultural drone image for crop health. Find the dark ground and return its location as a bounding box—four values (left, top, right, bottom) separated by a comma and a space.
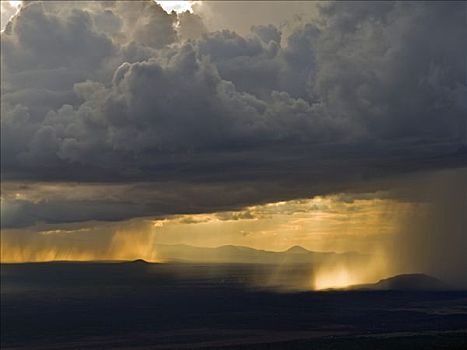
1, 262, 466, 349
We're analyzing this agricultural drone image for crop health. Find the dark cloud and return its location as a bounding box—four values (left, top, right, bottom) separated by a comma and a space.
1, 0, 466, 228
313, 1, 466, 140
178, 11, 207, 40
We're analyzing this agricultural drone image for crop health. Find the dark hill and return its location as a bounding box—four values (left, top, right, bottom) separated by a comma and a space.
351, 273, 449, 291
285, 246, 310, 254
129, 259, 149, 264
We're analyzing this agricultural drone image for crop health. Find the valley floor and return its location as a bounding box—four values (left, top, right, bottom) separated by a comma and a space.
1, 262, 466, 349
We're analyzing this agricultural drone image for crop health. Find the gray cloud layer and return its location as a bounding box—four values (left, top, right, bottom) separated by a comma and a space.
1, 1, 466, 227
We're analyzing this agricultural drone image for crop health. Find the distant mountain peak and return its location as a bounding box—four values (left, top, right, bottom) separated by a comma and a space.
350, 273, 449, 291
374, 273, 448, 290
285, 246, 310, 254
130, 259, 149, 264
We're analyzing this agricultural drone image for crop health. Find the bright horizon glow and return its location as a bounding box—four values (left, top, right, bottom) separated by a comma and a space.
1, 192, 396, 290
1, 193, 406, 261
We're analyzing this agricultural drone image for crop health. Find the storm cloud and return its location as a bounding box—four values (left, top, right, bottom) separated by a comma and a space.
1, 0, 466, 228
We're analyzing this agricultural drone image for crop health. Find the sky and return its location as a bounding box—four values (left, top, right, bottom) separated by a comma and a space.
1, 1, 466, 286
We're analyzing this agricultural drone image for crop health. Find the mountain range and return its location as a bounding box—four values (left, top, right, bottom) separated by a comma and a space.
156, 243, 364, 264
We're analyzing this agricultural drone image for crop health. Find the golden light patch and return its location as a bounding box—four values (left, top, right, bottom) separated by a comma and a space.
314, 266, 356, 290
152, 194, 411, 253
1, 192, 414, 272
